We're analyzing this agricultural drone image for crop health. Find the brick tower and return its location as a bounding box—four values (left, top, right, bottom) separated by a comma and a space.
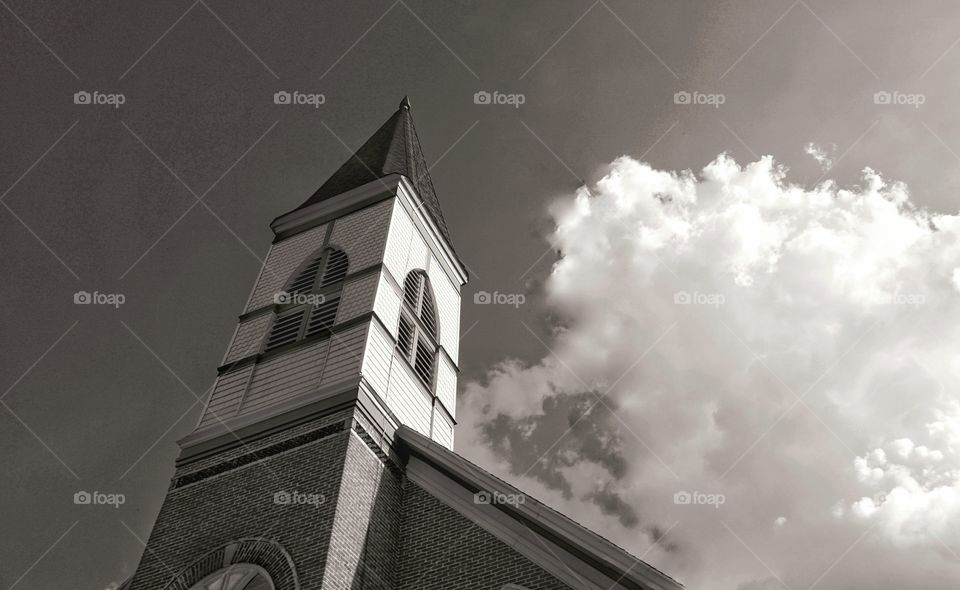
124, 100, 683, 590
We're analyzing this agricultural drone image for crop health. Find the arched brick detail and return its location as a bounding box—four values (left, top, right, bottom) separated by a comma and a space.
162, 538, 299, 590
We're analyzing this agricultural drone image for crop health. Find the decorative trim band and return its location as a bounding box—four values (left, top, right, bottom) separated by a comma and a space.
171, 421, 346, 489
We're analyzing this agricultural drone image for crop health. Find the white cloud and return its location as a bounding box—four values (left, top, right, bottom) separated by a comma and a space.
804, 142, 835, 170
460, 153, 960, 589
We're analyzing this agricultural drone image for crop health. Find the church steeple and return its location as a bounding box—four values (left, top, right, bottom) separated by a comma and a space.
123, 101, 682, 590
292, 97, 453, 248
174, 98, 467, 460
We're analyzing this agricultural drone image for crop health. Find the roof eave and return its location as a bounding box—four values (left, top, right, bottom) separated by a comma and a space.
396, 426, 684, 590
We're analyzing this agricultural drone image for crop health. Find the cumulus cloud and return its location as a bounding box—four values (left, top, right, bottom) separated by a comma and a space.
459, 153, 960, 589
804, 142, 835, 171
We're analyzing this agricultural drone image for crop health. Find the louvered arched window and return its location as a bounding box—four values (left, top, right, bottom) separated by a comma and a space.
264, 247, 348, 352
397, 270, 437, 389
189, 564, 273, 590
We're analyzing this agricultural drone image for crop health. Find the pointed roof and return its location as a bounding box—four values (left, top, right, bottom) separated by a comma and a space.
295, 97, 453, 247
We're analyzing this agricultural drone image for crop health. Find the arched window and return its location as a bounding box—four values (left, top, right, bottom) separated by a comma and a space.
264, 247, 348, 352
397, 270, 437, 389
189, 564, 273, 590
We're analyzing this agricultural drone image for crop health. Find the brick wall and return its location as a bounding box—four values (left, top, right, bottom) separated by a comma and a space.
397, 483, 573, 590
321, 431, 402, 590
129, 412, 406, 590
129, 411, 572, 590
129, 416, 352, 589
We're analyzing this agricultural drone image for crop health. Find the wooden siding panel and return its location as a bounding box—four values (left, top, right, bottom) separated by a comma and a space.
337, 272, 378, 324
328, 200, 392, 271
240, 341, 327, 414
431, 408, 454, 449
427, 255, 461, 361
361, 321, 393, 397
245, 224, 328, 313
224, 314, 271, 363
199, 366, 253, 428
435, 353, 457, 420
320, 324, 367, 386
386, 360, 432, 437
383, 199, 413, 283
372, 271, 401, 339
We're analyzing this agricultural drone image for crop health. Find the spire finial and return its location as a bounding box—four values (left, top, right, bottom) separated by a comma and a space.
399, 96, 411, 110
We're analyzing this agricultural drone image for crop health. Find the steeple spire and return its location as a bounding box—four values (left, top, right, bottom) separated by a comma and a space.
294, 98, 452, 246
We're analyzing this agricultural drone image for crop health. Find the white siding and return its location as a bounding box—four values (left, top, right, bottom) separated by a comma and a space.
372, 271, 401, 340
361, 320, 394, 397
336, 272, 378, 324
199, 365, 253, 428
386, 357, 432, 437
241, 341, 328, 415
321, 324, 367, 385
199, 324, 370, 429
382, 199, 413, 281
384, 201, 429, 280
435, 353, 457, 420
431, 408, 454, 449
245, 224, 328, 313
223, 314, 271, 363
328, 200, 392, 271
363, 308, 437, 443
427, 255, 461, 362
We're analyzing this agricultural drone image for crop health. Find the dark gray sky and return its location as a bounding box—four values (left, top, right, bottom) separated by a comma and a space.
4, 1, 960, 588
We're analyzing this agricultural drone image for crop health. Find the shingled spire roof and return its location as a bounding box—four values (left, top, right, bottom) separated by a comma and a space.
295, 97, 453, 247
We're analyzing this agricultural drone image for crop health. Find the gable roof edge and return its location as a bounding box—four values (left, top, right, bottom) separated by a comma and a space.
397, 426, 683, 590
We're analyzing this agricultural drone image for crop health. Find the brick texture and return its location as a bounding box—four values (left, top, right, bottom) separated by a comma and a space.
320, 431, 401, 590
129, 418, 350, 589
397, 483, 574, 590
128, 409, 573, 590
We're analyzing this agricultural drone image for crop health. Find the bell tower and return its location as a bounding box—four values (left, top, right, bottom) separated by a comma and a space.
126, 98, 468, 590
183, 95, 466, 457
